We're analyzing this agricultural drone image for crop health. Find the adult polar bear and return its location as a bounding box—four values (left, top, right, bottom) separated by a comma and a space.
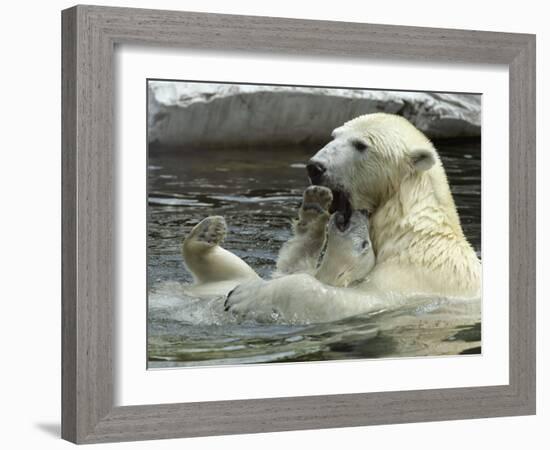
193, 113, 481, 322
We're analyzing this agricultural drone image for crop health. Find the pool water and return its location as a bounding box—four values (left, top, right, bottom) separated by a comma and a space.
147, 139, 481, 368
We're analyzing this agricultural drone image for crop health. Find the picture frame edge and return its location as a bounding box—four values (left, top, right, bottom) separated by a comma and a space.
61, 4, 78, 444
61, 4, 536, 444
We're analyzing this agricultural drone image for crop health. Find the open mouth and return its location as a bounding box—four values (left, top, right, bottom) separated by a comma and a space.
330, 190, 353, 232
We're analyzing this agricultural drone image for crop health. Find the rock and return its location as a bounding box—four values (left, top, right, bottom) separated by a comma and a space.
148, 82, 480, 148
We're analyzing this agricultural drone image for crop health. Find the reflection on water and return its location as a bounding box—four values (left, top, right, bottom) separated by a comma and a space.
147, 139, 482, 368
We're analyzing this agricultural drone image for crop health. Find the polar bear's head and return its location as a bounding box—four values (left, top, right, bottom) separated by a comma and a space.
315, 210, 375, 288
307, 113, 439, 212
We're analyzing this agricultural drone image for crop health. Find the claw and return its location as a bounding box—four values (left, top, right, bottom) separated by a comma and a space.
224, 288, 236, 311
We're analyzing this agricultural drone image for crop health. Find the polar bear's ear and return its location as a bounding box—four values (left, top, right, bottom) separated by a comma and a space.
331, 127, 345, 139
410, 147, 436, 172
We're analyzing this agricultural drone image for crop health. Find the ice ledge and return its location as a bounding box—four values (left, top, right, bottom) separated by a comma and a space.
148, 82, 481, 148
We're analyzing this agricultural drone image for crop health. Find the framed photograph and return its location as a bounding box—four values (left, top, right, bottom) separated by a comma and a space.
62, 5, 536, 444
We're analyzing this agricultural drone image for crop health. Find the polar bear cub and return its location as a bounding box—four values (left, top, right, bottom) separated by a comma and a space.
182, 186, 375, 297
274, 185, 375, 287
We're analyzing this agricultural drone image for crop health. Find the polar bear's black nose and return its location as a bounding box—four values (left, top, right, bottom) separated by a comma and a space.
307, 161, 326, 184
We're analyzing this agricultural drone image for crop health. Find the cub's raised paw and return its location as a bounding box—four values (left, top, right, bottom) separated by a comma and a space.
302, 185, 333, 214
293, 186, 333, 236
188, 216, 227, 247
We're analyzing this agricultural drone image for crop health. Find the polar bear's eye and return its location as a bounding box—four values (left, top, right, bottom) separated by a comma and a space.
361, 240, 370, 250
351, 139, 368, 152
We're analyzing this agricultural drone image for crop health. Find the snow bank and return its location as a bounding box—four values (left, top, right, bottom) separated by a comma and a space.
148, 81, 480, 148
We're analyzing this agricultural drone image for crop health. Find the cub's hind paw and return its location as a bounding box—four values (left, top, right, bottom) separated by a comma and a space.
189, 216, 227, 247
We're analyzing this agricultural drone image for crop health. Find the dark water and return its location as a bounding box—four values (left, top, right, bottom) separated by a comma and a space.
147, 139, 481, 368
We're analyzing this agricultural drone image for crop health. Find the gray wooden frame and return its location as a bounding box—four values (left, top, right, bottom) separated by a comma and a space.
61, 4, 536, 444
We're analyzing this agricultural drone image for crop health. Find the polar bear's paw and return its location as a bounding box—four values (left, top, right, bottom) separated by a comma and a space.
223, 279, 280, 322
275, 187, 333, 275
300, 185, 333, 221
224, 274, 333, 323
188, 216, 227, 247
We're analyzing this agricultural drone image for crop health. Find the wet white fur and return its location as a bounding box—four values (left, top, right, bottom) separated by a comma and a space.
182, 203, 375, 299
181, 217, 260, 297
224, 113, 481, 322
314, 212, 375, 288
